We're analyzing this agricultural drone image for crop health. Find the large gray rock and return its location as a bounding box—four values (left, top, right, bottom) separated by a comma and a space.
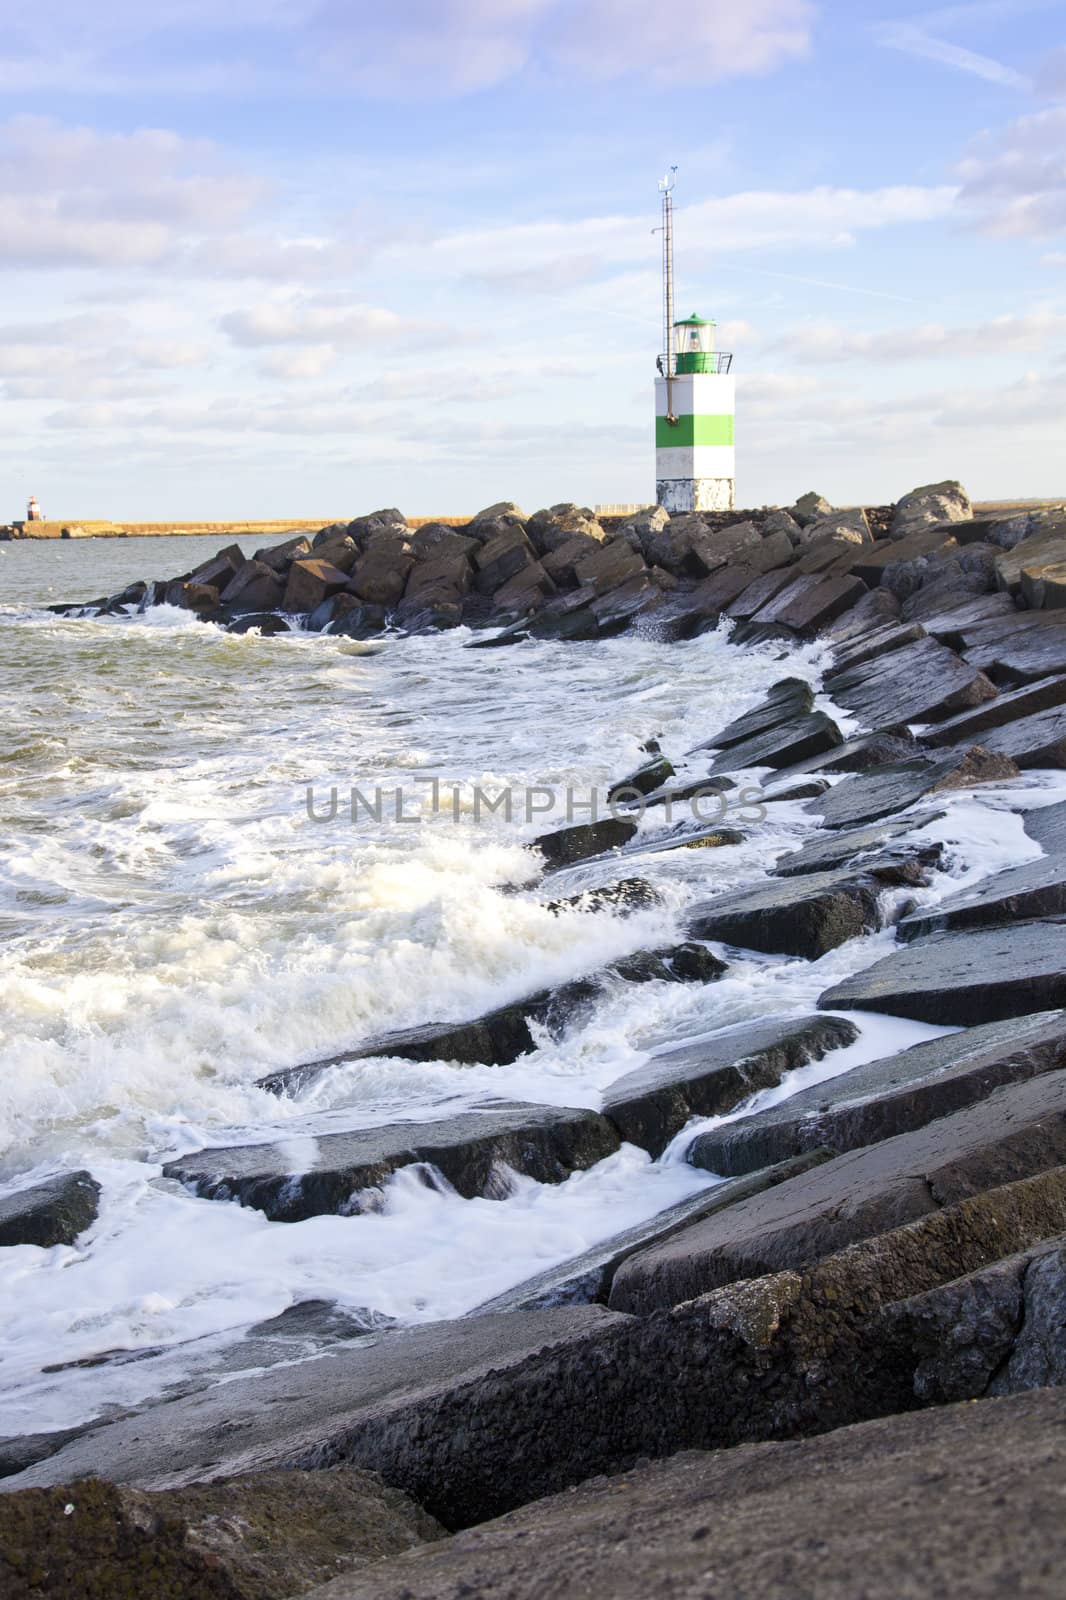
806, 747, 1018, 831
0, 1171, 100, 1250
571, 538, 646, 595
219, 560, 285, 613
828, 620, 926, 676
188, 543, 245, 589
899, 852, 1066, 941
610, 1069, 1066, 1312
989, 1238, 1066, 1391
491, 561, 555, 616
890, 480, 972, 541
851, 524, 962, 585
533, 817, 638, 868
995, 516, 1066, 597
917, 591, 1016, 643
644, 515, 762, 578
526, 504, 606, 555
956, 701, 1066, 768
687, 867, 891, 959
5, 1305, 624, 1494
606, 755, 675, 800
964, 613, 1066, 685
688, 1011, 1066, 1178
311, 536, 360, 575
920, 675, 1066, 749
792, 490, 832, 526
689, 676, 814, 753
473, 527, 538, 595
345, 509, 408, 543
819, 916, 1066, 1024
651, 565, 763, 639
800, 507, 871, 547
771, 813, 943, 877
283, 558, 352, 613
1024, 798, 1066, 854
825, 635, 996, 728
723, 566, 797, 620
761, 506, 803, 545
893, 1236, 1066, 1404
254, 533, 312, 571
299, 1390, 1066, 1600
0, 1467, 442, 1600
164, 1103, 621, 1221
348, 540, 414, 608
469, 501, 526, 531
540, 533, 602, 587
749, 572, 868, 634
600, 1014, 858, 1157
705, 710, 843, 778
758, 729, 921, 787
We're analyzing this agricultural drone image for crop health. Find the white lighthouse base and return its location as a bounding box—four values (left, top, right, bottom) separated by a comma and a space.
656, 477, 735, 515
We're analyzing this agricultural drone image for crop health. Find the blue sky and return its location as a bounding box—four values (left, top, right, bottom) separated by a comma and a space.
0, 0, 1064, 519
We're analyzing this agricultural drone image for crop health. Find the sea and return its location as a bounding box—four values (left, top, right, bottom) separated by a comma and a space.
0, 533, 1058, 1441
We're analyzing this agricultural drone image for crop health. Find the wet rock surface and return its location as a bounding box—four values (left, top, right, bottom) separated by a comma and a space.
0, 1172, 100, 1250
957, 701, 1066, 767
770, 813, 943, 876
819, 916, 1066, 1023
601, 1015, 858, 1157
469, 1151, 834, 1314
610, 1069, 1066, 1312
806, 747, 1018, 830
898, 850, 1066, 939
688, 1011, 1066, 1177
919, 672, 1066, 748
824, 635, 995, 728
164, 1103, 623, 1220
686, 866, 894, 958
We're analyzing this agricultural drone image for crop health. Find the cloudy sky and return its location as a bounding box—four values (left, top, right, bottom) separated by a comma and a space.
1, 1, 1064, 518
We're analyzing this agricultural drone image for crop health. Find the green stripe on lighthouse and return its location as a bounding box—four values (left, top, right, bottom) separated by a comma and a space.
655, 414, 735, 449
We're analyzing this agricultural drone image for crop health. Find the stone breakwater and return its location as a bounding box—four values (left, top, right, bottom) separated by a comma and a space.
48, 481, 1066, 650
7, 474, 1066, 1597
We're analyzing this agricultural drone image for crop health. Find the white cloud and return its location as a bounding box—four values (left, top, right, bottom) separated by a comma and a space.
260, 345, 338, 380
131, 341, 212, 369
422, 185, 957, 287
546, 0, 814, 84
957, 106, 1066, 236
875, 20, 1029, 89
220, 302, 415, 346
3, 0, 816, 99
775, 310, 1066, 362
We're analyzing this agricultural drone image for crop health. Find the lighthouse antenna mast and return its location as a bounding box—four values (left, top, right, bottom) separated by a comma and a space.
659, 167, 678, 424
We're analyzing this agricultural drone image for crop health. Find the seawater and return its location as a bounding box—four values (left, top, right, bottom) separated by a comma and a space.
0, 534, 1058, 1438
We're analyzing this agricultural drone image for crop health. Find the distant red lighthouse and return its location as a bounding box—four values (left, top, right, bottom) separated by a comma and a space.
27, 495, 43, 522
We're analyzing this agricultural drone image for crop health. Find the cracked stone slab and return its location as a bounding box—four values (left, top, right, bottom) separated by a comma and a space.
898, 853, 1066, 941
164, 1104, 622, 1221
600, 1014, 858, 1157
819, 917, 1066, 1024
688, 1011, 1066, 1178
609, 1069, 1066, 1313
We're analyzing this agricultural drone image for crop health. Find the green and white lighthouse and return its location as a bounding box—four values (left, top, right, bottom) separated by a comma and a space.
654, 173, 735, 513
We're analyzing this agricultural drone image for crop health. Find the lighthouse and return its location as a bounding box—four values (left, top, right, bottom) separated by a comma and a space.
654, 172, 735, 514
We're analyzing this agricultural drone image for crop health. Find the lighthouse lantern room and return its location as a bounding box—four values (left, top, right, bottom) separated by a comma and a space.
654, 173, 736, 514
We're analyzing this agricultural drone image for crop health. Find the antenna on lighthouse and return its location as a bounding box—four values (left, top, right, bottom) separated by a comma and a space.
658, 167, 678, 424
